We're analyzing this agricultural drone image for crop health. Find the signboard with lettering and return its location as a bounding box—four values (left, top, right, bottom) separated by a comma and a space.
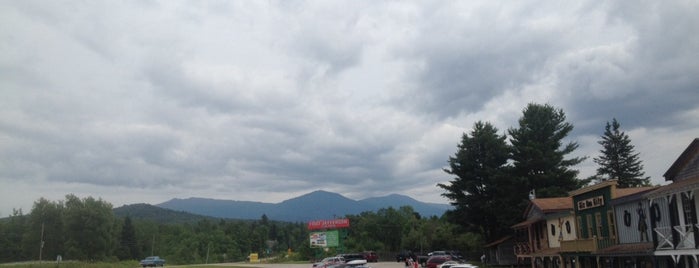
577, 195, 605, 210
310, 230, 339, 247
307, 218, 350, 230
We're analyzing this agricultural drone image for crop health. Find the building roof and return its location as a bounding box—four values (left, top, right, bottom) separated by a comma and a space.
511, 217, 542, 228
646, 176, 699, 199
615, 186, 658, 199
483, 236, 512, 248
663, 138, 699, 181
531, 197, 573, 212
514, 197, 573, 228
611, 186, 659, 205
569, 180, 618, 197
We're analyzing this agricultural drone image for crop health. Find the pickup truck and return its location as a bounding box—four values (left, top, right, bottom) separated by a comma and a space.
140, 256, 166, 267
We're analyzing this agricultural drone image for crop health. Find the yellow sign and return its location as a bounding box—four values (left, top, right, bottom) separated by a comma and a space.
249, 253, 259, 263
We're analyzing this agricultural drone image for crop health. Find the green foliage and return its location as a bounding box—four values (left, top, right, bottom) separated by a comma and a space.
63, 195, 115, 260
3, 195, 482, 265
508, 103, 586, 198
115, 217, 139, 260
438, 121, 509, 242
0, 260, 139, 268
113, 203, 214, 224
0, 209, 26, 262
593, 118, 650, 187
22, 198, 65, 262
440, 103, 587, 244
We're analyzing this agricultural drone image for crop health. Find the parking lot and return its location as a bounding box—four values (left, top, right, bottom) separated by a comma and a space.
214, 261, 407, 268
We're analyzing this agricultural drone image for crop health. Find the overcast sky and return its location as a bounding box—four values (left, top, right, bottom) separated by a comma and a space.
1, 1, 698, 216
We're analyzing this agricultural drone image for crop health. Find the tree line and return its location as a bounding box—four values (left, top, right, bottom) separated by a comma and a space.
0, 195, 484, 264
438, 103, 650, 244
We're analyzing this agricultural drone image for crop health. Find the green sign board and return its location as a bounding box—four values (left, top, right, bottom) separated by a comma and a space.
309, 230, 339, 248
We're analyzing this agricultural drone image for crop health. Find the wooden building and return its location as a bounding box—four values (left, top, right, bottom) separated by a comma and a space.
645, 138, 699, 268
512, 197, 575, 268
485, 236, 517, 266
599, 186, 657, 268
559, 180, 656, 268
500, 138, 699, 268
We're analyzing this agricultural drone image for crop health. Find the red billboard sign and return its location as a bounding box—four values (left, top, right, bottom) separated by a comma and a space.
307, 218, 350, 230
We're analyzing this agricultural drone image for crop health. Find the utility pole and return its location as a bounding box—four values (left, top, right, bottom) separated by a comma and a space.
206, 242, 211, 264
39, 222, 45, 264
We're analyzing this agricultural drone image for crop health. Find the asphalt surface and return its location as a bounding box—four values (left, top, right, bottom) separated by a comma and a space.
212, 261, 408, 268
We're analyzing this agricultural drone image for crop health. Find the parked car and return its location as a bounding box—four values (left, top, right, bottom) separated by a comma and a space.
446, 251, 464, 261
345, 259, 372, 268
429, 251, 448, 256
426, 255, 452, 268
363, 251, 379, 262
439, 261, 461, 268
451, 264, 478, 268
339, 253, 366, 262
396, 251, 408, 262
139, 256, 165, 267
313, 256, 345, 268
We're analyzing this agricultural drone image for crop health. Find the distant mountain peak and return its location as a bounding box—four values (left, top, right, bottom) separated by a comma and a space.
155, 190, 450, 222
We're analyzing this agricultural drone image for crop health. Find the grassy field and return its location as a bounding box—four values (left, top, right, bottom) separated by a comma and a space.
0, 261, 278, 268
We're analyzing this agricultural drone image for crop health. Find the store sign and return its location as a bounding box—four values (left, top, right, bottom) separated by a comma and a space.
577, 195, 604, 210
310, 230, 339, 247
307, 218, 350, 230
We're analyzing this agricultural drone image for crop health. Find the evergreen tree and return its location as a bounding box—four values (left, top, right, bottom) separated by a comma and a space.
0, 209, 26, 262
508, 103, 586, 199
116, 216, 140, 260
438, 121, 510, 242
593, 118, 650, 187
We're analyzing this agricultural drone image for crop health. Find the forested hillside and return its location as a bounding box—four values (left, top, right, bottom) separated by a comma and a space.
0, 195, 481, 265
113, 203, 217, 224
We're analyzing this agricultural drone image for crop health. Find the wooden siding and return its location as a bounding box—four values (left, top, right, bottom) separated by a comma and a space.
573, 185, 614, 239
648, 196, 672, 250
546, 215, 577, 248
614, 200, 651, 244
675, 147, 699, 182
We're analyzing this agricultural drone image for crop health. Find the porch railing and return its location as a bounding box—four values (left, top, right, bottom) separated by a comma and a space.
675, 224, 695, 249
654, 225, 697, 250
514, 241, 531, 255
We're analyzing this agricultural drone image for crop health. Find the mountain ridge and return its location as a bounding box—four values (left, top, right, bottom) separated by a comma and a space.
156, 190, 451, 222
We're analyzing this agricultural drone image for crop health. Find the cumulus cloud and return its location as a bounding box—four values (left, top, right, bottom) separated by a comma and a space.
1, 0, 697, 215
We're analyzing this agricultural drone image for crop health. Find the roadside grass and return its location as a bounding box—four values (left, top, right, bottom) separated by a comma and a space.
0, 261, 138, 268
0, 261, 301, 268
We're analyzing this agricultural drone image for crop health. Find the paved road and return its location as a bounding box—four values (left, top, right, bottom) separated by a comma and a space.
211, 261, 407, 268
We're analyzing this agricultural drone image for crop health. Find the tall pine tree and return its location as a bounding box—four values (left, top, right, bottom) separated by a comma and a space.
593, 118, 650, 187
116, 216, 140, 260
438, 121, 510, 242
508, 103, 586, 199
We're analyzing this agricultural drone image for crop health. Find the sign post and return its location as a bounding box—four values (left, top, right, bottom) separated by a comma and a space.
308, 218, 350, 259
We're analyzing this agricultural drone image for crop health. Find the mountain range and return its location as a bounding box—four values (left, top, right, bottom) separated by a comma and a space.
154, 190, 452, 222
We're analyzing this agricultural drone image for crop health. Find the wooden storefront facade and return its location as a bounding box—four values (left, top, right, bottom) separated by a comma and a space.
500, 138, 699, 268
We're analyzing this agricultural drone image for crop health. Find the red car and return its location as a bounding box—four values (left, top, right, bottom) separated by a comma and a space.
363, 251, 378, 262
426, 255, 452, 268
